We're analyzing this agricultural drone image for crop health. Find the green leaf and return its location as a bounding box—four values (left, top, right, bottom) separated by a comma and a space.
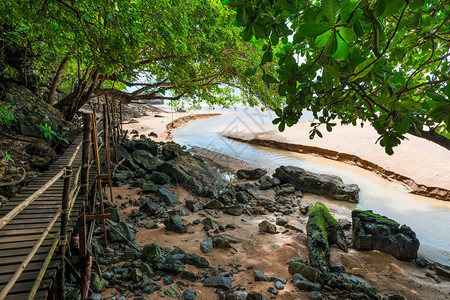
394, 117, 410, 134
254, 23, 265, 39
315, 30, 332, 48
322, 0, 341, 24
297, 22, 332, 37
353, 21, 364, 37
339, 27, 357, 42
410, 0, 425, 10
371, 0, 385, 17
382, 0, 404, 16
324, 31, 337, 56
323, 67, 334, 88
340, 0, 359, 23
332, 34, 349, 60
353, 58, 375, 80
427, 92, 447, 102
244, 66, 257, 77
260, 50, 273, 65
278, 122, 286, 132
262, 73, 279, 87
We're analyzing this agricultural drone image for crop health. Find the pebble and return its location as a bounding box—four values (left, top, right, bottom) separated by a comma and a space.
274, 281, 284, 290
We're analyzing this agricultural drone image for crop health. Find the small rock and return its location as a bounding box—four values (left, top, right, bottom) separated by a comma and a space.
387, 293, 407, 300
142, 182, 159, 193
212, 235, 239, 248
165, 285, 182, 298
415, 256, 430, 268
202, 217, 218, 229
258, 220, 277, 234
254, 270, 287, 284
142, 243, 161, 262
183, 289, 196, 300
330, 263, 345, 273
150, 171, 171, 185
159, 188, 182, 207
292, 273, 321, 291
275, 217, 288, 226
247, 292, 263, 300
225, 204, 244, 216
237, 168, 267, 180
308, 291, 324, 300
200, 237, 214, 253
90, 273, 106, 293
163, 276, 175, 285
202, 276, 232, 290
164, 215, 187, 233
274, 281, 284, 290
204, 199, 224, 209
186, 200, 203, 212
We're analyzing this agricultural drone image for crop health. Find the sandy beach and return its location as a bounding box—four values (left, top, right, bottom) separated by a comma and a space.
109, 109, 450, 299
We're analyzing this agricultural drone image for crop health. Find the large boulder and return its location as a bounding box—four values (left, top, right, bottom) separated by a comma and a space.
351, 210, 420, 260
123, 139, 158, 156
131, 150, 163, 172
0, 82, 79, 141
157, 154, 227, 196
273, 166, 359, 202
236, 168, 267, 180
162, 143, 189, 160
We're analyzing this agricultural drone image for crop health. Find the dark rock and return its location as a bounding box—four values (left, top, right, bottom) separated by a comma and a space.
331, 263, 346, 273
25, 141, 52, 156
164, 215, 187, 233
183, 289, 196, 300
30, 156, 52, 171
287, 257, 308, 265
204, 199, 223, 209
90, 273, 107, 293
273, 166, 360, 202
181, 271, 198, 281
113, 170, 134, 181
162, 143, 188, 160
140, 201, 160, 216
435, 263, 450, 279
308, 291, 324, 300
123, 138, 158, 156
140, 262, 156, 276
157, 154, 227, 196
225, 204, 244, 216
415, 256, 430, 268
142, 243, 161, 262
186, 200, 203, 212
107, 221, 135, 242
158, 188, 181, 207
254, 270, 287, 284
275, 183, 296, 196
202, 276, 232, 290
425, 269, 442, 283
150, 171, 171, 185
228, 291, 247, 300
156, 257, 186, 274
258, 220, 277, 234
142, 280, 161, 293
201, 237, 213, 253
171, 253, 210, 268
275, 281, 284, 290
163, 276, 174, 285
236, 191, 251, 204
212, 235, 239, 248
131, 150, 163, 172
288, 262, 320, 282
275, 217, 288, 226
292, 273, 321, 291
165, 284, 182, 298
247, 292, 263, 300
202, 217, 218, 229
351, 210, 420, 260
236, 168, 267, 180
142, 182, 159, 193
259, 175, 273, 190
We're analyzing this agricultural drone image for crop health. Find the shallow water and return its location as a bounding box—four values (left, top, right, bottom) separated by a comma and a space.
168, 106, 450, 265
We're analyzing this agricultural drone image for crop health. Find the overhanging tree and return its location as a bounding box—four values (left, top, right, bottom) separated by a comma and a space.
223, 0, 450, 153
0, 0, 278, 120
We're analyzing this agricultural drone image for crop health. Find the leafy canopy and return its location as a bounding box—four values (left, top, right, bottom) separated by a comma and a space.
223, 0, 450, 154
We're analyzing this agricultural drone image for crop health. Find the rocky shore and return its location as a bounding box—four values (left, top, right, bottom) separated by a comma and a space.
61, 126, 450, 300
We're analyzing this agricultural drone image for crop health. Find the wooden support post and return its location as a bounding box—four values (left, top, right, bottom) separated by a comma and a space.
81, 113, 92, 200
103, 103, 109, 150
58, 166, 72, 300
119, 102, 123, 136
78, 203, 88, 299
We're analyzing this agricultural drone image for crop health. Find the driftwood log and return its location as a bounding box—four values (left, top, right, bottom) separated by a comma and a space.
306, 202, 348, 273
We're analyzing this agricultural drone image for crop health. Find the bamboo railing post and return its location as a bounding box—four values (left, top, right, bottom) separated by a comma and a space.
58, 166, 72, 300
103, 103, 109, 150
81, 113, 92, 200
78, 203, 87, 298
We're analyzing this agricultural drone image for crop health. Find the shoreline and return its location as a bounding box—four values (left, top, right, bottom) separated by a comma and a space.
224, 134, 450, 201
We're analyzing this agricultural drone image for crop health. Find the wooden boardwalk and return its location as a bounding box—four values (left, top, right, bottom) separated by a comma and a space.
0, 132, 92, 299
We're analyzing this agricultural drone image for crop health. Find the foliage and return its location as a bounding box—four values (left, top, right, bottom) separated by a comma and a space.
0, 0, 279, 119
223, 0, 450, 153
0, 103, 18, 129
0, 150, 14, 164
37, 123, 69, 145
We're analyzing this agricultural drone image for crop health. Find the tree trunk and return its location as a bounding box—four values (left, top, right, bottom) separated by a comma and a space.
306, 202, 348, 273
47, 54, 70, 105
408, 128, 450, 151
55, 70, 99, 120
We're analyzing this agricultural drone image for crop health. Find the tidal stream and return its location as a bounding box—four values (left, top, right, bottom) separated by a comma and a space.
166, 106, 450, 265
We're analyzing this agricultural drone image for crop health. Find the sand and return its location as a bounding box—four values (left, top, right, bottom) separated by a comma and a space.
109, 110, 450, 299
